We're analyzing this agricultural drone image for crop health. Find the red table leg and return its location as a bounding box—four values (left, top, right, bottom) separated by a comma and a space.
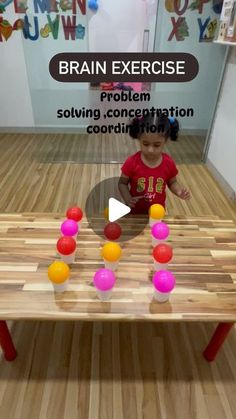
0, 320, 17, 361
203, 322, 234, 362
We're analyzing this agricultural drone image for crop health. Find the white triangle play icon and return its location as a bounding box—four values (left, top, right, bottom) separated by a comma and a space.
108, 198, 131, 222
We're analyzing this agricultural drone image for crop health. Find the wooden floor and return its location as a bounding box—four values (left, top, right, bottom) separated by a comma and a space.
0, 133, 236, 419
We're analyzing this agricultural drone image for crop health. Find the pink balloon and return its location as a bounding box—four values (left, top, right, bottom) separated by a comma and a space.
151, 222, 169, 240
93, 269, 116, 291
61, 219, 79, 236
152, 270, 176, 293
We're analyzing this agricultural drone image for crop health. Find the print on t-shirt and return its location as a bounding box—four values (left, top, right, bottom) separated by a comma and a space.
121, 151, 178, 213
137, 176, 165, 203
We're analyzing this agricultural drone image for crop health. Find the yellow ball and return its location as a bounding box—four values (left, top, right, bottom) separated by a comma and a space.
103, 207, 109, 221
149, 204, 165, 219
48, 261, 70, 284
101, 242, 122, 262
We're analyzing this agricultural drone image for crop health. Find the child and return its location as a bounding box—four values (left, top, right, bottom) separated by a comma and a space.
118, 113, 191, 213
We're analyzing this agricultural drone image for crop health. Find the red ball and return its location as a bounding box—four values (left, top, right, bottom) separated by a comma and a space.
66, 207, 83, 222
57, 236, 76, 255
153, 243, 173, 263
104, 222, 122, 241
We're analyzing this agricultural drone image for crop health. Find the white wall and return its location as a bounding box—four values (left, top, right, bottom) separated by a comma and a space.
207, 48, 236, 195
88, 0, 147, 52
0, 21, 34, 127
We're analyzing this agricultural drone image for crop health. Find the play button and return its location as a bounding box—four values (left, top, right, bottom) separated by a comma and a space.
108, 198, 130, 222
85, 176, 148, 242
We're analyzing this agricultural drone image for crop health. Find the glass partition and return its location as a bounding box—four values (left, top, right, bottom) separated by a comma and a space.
152, 0, 227, 145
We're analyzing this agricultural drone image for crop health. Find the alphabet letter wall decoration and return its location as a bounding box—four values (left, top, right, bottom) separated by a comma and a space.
13, 0, 28, 13
0, 0, 87, 42
167, 0, 221, 42
212, 0, 223, 14
165, 0, 180, 12
0, 18, 13, 40
188, 0, 210, 13
198, 17, 217, 41
168, 16, 189, 40
174, 0, 188, 15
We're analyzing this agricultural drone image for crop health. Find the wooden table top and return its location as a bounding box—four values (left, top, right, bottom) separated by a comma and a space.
0, 213, 236, 322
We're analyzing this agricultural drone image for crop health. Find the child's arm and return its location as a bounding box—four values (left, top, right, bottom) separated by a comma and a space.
118, 174, 144, 207
167, 177, 191, 200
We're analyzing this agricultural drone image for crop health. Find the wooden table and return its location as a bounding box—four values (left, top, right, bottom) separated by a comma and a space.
0, 213, 236, 362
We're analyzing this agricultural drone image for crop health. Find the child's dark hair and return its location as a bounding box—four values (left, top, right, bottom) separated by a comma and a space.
129, 113, 179, 141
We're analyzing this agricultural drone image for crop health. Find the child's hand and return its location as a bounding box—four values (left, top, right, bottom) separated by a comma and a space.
177, 187, 191, 200
127, 196, 144, 208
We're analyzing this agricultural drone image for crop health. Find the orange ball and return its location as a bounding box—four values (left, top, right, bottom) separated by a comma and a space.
48, 261, 70, 284
149, 204, 165, 219
101, 242, 121, 262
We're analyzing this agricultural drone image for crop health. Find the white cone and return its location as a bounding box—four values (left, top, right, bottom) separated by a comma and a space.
97, 289, 112, 301
103, 259, 119, 271
149, 217, 163, 227
152, 237, 164, 247
59, 250, 76, 264
52, 279, 69, 293
153, 290, 170, 303
153, 261, 169, 271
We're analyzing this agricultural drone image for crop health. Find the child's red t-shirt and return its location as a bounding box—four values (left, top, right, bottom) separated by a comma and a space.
121, 151, 178, 213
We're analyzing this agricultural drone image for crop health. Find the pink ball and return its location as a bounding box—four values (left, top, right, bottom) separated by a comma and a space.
61, 219, 79, 237
152, 270, 176, 293
151, 222, 169, 240
93, 268, 116, 291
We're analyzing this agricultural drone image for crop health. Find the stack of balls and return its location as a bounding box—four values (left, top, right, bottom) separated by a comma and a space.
93, 207, 123, 301
149, 204, 176, 303
48, 206, 83, 293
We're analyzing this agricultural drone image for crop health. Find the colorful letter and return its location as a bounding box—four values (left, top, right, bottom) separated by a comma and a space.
50, 0, 58, 12
198, 0, 210, 14
46, 15, 59, 39
61, 15, 76, 40
14, 0, 28, 13
34, 0, 51, 13
174, 0, 188, 16
198, 17, 210, 41
168, 17, 189, 41
72, 0, 86, 15
23, 15, 39, 40
189, 0, 210, 13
